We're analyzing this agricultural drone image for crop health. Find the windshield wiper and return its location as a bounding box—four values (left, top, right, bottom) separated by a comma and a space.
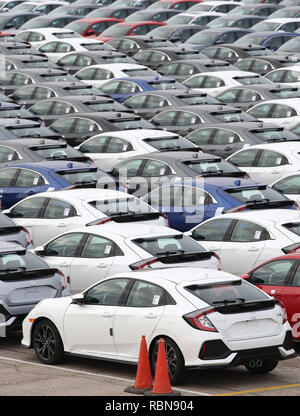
213, 298, 245, 305
156, 250, 185, 256
0, 267, 26, 274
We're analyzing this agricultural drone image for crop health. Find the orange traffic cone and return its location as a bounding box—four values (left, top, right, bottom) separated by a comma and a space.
144, 338, 181, 396
124, 335, 153, 394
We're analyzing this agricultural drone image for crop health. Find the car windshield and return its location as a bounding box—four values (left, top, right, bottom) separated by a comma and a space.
167, 15, 193, 24
212, 111, 256, 122
149, 26, 178, 38
56, 168, 109, 185
186, 31, 219, 45
235, 35, 267, 47
282, 222, 300, 237
0, 251, 48, 271
30, 145, 83, 160
20, 17, 49, 29
249, 127, 298, 141
39, 73, 75, 82
253, 22, 280, 31
126, 11, 153, 21
122, 68, 157, 76
0, 107, 34, 118
0, 16, 11, 26
143, 135, 195, 150
89, 197, 155, 215
184, 279, 268, 306
278, 38, 300, 52
184, 158, 241, 175
7, 125, 57, 138
224, 185, 287, 203
133, 234, 206, 256
148, 80, 184, 90
109, 118, 153, 129
84, 100, 126, 111
65, 21, 90, 33
208, 18, 241, 28
228, 6, 256, 15
101, 24, 132, 36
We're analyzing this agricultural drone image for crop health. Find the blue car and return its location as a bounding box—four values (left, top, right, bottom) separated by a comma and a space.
0, 161, 123, 209
234, 31, 300, 51
142, 177, 297, 232
100, 76, 187, 102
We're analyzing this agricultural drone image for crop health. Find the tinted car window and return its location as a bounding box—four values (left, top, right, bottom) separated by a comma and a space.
10, 197, 47, 218
192, 218, 232, 241
230, 220, 269, 242
249, 260, 295, 285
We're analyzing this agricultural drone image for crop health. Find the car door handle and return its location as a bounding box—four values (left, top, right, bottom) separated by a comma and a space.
144, 313, 157, 319
58, 262, 70, 267
208, 246, 218, 251
58, 222, 67, 227
248, 247, 259, 252
101, 312, 113, 318
271, 170, 280, 174
97, 263, 108, 268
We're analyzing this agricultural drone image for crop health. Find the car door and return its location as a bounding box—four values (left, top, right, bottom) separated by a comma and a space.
188, 217, 233, 256
272, 174, 300, 204
140, 158, 175, 196
113, 279, 166, 358
40, 232, 86, 287
251, 149, 290, 184
220, 219, 269, 275
5, 196, 48, 245
9, 168, 49, 207
280, 263, 300, 339
227, 147, 261, 180
63, 278, 130, 356
111, 158, 145, 195
247, 258, 296, 303
68, 233, 125, 294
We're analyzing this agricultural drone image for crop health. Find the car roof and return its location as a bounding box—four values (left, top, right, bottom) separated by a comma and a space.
211, 209, 300, 224
0, 240, 26, 254
26, 187, 130, 201
171, 176, 258, 188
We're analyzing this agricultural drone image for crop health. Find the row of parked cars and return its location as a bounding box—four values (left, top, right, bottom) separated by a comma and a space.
0, 0, 300, 386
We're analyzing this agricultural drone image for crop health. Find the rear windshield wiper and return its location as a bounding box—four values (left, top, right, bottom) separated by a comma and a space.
213, 298, 245, 305
0, 267, 26, 274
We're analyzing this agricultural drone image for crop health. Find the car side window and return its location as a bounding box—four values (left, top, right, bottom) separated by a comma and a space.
213, 129, 241, 145
142, 159, 172, 177
183, 75, 206, 89
30, 101, 54, 115
106, 137, 133, 153
50, 118, 76, 134
248, 103, 274, 118
9, 197, 47, 218
81, 234, 120, 258
249, 260, 295, 286
127, 280, 165, 307
43, 199, 77, 219
257, 150, 289, 167
84, 278, 129, 305
239, 90, 261, 104
192, 218, 232, 241
230, 220, 270, 242
273, 175, 300, 195
272, 104, 297, 118
12, 86, 36, 100
152, 110, 177, 126
101, 81, 121, 94
146, 95, 168, 109
0, 146, 20, 163
228, 149, 260, 167
15, 169, 45, 188
74, 118, 98, 133
291, 264, 300, 287
182, 186, 213, 206
44, 232, 85, 257
176, 111, 202, 126
112, 159, 144, 177
79, 136, 110, 153
0, 168, 19, 187
40, 42, 57, 53
124, 94, 148, 109
34, 86, 55, 99
52, 101, 75, 115
145, 185, 180, 206
94, 68, 114, 80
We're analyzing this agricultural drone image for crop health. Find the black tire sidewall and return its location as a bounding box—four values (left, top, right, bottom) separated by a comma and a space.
32, 319, 64, 365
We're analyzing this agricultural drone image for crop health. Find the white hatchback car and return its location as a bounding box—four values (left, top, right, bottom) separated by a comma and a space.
182, 71, 273, 97
185, 209, 300, 275
76, 129, 197, 171
2, 188, 169, 247
271, 172, 300, 204
247, 98, 300, 129
17, 27, 82, 48
227, 142, 300, 185
74, 63, 158, 88
33, 223, 221, 293
21, 267, 296, 384
38, 38, 113, 62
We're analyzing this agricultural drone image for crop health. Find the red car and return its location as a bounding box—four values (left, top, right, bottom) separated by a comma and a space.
147, 0, 203, 11
94, 21, 166, 41
241, 252, 300, 343
65, 18, 124, 37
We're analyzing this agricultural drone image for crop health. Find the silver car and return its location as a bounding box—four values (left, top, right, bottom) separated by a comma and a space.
0, 212, 33, 249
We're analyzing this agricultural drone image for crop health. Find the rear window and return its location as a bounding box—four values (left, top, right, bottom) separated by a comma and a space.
110, 118, 153, 130
40, 73, 74, 82
56, 169, 109, 185
183, 159, 241, 175
282, 222, 300, 236
133, 234, 206, 256
84, 101, 126, 112
250, 127, 298, 141
30, 145, 82, 160
143, 136, 195, 150
149, 80, 184, 90
185, 279, 268, 306
224, 186, 287, 203
0, 251, 48, 271
178, 95, 219, 105
89, 197, 155, 215
212, 111, 255, 123
7, 125, 55, 138
122, 68, 156, 76
271, 88, 300, 99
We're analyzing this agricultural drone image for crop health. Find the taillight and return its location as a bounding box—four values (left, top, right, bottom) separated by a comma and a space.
56, 269, 67, 291
293, 201, 300, 210
87, 157, 95, 166
21, 226, 31, 247
212, 252, 222, 270
183, 308, 218, 332
160, 213, 169, 227
276, 300, 288, 324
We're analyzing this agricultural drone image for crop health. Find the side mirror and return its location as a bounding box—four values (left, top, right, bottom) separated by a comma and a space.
85, 30, 95, 36
2, 209, 11, 217
34, 246, 45, 256
71, 293, 85, 304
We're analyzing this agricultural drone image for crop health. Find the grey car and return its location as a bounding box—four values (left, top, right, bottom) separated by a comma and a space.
0, 240, 69, 333
0, 212, 32, 249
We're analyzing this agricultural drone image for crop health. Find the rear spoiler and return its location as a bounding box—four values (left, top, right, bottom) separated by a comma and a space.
282, 243, 300, 254
129, 251, 215, 270
224, 199, 296, 213
86, 212, 166, 226
0, 267, 58, 281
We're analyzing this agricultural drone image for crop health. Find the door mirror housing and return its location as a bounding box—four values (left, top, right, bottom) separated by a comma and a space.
34, 246, 45, 256
71, 293, 85, 304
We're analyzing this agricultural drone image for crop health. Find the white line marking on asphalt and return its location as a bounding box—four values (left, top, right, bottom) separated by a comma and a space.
0, 355, 211, 396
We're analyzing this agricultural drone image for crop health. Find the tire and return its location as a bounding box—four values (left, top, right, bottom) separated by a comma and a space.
150, 337, 185, 385
32, 319, 64, 365
245, 358, 278, 374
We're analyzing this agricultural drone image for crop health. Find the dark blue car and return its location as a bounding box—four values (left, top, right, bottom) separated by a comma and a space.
142, 177, 297, 231
0, 161, 123, 209
100, 76, 186, 102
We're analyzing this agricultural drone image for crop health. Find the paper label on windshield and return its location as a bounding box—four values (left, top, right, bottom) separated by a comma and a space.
276, 157, 282, 165
152, 295, 160, 305
254, 230, 261, 240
